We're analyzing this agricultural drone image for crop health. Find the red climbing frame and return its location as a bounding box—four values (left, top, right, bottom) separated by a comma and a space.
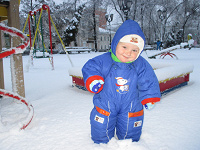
0, 23, 30, 59
160, 52, 178, 59
0, 23, 34, 130
0, 90, 34, 130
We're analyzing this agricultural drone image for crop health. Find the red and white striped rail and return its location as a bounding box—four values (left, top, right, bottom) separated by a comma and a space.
0, 89, 34, 130
0, 23, 33, 130
0, 23, 30, 59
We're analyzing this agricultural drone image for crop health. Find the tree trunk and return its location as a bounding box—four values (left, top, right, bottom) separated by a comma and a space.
93, 1, 97, 52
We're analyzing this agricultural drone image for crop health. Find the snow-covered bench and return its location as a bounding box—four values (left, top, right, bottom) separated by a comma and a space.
150, 60, 193, 95
144, 45, 154, 50
65, 47, 92, 54
68, 60, 194, 95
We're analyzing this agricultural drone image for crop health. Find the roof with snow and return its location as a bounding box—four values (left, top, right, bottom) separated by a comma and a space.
99, 27, 115, 34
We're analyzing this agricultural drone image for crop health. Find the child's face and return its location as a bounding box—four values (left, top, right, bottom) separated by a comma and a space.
116, 42, 140, 63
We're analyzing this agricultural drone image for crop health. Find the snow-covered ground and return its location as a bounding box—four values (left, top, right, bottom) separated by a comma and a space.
0, 48, 200, 150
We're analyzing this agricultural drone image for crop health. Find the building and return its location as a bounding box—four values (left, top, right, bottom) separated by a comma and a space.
76, 8, 115, 51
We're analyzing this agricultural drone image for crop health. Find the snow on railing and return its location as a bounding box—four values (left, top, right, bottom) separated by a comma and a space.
0, 23, 30, 59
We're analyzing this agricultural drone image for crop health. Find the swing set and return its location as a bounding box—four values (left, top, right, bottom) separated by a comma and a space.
23, 4, 73, 70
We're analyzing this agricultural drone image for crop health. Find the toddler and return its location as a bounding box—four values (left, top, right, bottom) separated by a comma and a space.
82, 20, 161, 144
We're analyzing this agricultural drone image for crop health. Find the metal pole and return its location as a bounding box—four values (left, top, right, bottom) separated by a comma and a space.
45, 5, 54, 70
28, 13, 34, 66
161, 21, 162, 46
28, 13, 32, 48
34, 13, 38, 56
40, 11, 45, 57
0, 29, 5, 90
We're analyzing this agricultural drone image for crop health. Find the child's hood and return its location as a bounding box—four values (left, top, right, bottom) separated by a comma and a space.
111, 20, 146, 56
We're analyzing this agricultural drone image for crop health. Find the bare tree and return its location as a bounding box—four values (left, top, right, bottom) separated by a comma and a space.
181, 0, 200, 42
19, 0, 200, 47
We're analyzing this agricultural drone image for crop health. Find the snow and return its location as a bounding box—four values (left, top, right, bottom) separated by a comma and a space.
99, 27, 115, 34
152, 61, 193, 82
99, 27, 110, 33
1, 48, 200, 150
34, 51, 50, 58
188, 39, 194, 46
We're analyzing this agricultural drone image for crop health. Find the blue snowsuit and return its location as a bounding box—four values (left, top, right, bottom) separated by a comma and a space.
82, 20, 161, 144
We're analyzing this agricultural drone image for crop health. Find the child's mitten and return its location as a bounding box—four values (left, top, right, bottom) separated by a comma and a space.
89, 80, 104, 93
145, 102, 155, 110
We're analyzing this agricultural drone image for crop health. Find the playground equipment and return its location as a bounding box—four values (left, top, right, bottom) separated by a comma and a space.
0, 23, 29, 59
0, 0, 26, 98
148, 45, 180, 59
148, 43, 188, 59
0, 23, 34, 130
0, 2, 73, 130
0, 89, 34, 130
23, 4, 74, 70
